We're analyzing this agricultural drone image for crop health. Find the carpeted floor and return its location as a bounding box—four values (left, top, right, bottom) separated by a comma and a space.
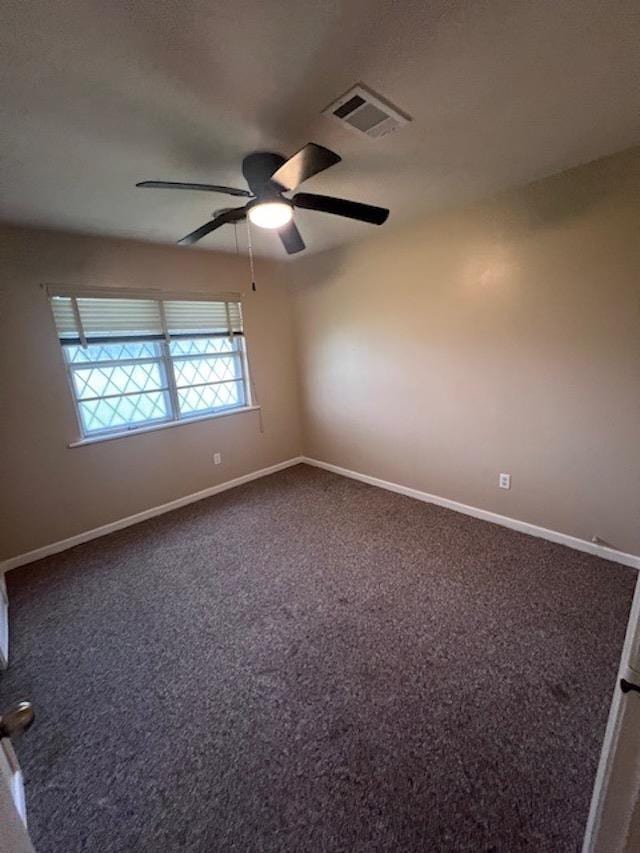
0, 464, 635, 852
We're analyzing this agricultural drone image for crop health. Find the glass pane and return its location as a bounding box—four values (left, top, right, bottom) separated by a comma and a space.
173, 356, 239, 388
72, 362, 165, 399
64, 342, 160, 363
79, 391, 170, 433
178, 381, 245, 417
169, 337, 236, 357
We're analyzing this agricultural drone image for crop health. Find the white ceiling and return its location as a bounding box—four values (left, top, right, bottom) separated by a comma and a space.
2, 0, 640, 258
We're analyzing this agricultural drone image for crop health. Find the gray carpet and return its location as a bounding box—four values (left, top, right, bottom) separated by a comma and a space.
0, 464, 635, 852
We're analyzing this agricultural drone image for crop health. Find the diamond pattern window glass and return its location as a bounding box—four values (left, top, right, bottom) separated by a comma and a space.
66, 342, 158, 364
169, 338, 233, 357
79, 391, 170, 433
173, 356, 239, 388
178, 380, 245, 416
52, 295, 250, 439
72, 362, 165, 399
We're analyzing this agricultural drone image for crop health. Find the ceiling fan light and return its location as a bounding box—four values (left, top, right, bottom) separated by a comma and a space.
248, 201, 293, 229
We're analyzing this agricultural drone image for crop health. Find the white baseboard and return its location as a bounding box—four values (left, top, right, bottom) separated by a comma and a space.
302, 457, 640, 571
1, 457, 304, 574
4, 454, 638, 574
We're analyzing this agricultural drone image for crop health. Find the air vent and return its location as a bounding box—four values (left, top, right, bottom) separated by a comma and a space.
323, 84, 411, 139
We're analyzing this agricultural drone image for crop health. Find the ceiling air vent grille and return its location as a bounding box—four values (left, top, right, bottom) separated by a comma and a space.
323, 84, 411, 139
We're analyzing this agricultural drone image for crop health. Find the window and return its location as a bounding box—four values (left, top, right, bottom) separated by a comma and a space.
49, 293, 250, 439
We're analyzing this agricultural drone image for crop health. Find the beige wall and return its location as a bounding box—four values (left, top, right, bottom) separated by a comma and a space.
0, 226, 301, 559
2, 147, 638, 563
290, 147, 640, 556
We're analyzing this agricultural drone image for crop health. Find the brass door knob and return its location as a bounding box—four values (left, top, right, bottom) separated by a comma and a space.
0, 701, 34, 738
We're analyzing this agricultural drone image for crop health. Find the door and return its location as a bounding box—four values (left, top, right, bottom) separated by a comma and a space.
0, 702, 36, 853
1, 575, 9, 670
583, 573, 640, 852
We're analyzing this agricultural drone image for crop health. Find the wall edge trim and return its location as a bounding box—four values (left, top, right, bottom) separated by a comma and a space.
1, 457, 305, 573
4, 455, 637, 573
302, 457, 640, 570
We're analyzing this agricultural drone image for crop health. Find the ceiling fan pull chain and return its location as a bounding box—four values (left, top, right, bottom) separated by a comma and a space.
246, 217, 257, 292
240, 218, 264, 434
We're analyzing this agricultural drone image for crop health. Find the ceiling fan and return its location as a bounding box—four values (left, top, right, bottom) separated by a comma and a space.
136, 143, 389, 254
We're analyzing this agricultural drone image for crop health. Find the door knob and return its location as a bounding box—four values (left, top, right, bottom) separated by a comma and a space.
0, 701, 34, 738
620, 678, 640, 695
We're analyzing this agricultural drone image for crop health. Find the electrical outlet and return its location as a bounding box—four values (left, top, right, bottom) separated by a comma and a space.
213, 453, 222, 465
499, 473, 511, 490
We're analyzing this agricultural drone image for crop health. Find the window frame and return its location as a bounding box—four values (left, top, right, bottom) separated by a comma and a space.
167, 336, 249, 423
48, 291, 256, 444
61, 334, 252, 441
64, 340, 173, 438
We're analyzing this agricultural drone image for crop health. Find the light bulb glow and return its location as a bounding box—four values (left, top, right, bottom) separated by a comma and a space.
248, 201, 293, 229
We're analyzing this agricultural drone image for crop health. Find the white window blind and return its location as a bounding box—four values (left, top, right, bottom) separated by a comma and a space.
50, 294, 242, 342
48, 292, 250, 439
164, 300, 242, 336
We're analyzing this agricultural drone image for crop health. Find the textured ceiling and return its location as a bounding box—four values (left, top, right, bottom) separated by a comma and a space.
2, 0, 640, 258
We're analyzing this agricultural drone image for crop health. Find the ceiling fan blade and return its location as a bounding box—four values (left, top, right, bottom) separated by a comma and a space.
137, 181, 251, 198
178, 207, 247, 246
293, 192, 389, 225
270, 144, 341, 191
278, 220, 306, 255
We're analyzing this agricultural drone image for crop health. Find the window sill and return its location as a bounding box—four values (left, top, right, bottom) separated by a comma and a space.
68, 405, 261, 448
